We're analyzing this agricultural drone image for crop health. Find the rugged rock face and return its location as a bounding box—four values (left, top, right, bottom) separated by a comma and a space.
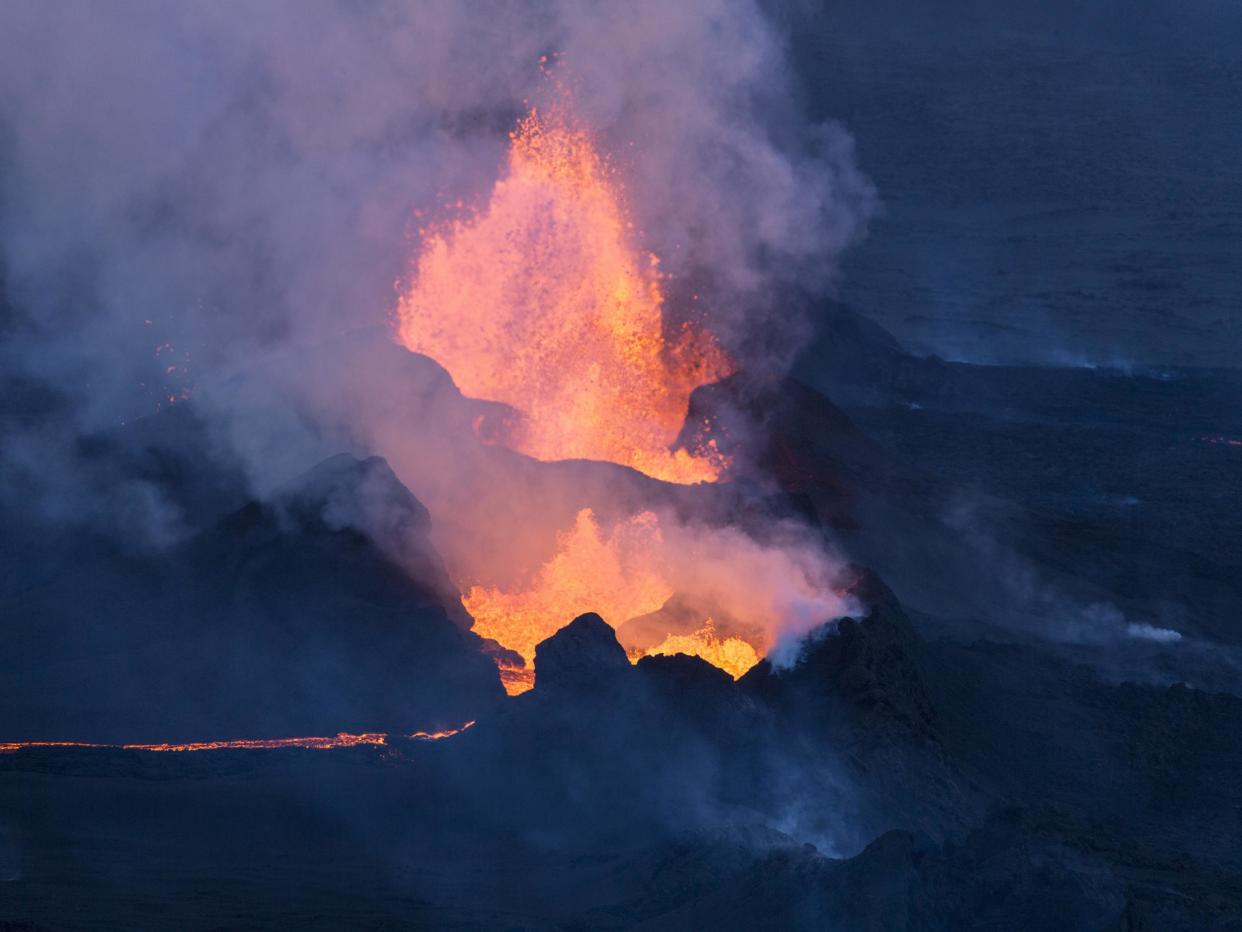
267, 452, 471, 629
0, 453, 504, 743
3, 535, 1241, 929
3, 314, 1241, 929
533, 612, 630, 693
739, 568, 939, 746
816, 571, 936, 740
636, 651, 735, 697
682, 370, 878, 531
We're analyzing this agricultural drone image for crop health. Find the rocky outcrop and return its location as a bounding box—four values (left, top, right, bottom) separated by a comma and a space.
743, 567, 940, 745
0, 453, 504, 743
680, 370, 881, 531
533, 612, 630, 693
268, 453, 470, 628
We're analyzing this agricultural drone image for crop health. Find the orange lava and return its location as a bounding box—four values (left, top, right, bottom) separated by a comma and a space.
466, 509, 767, 693
496, 661, 536, 696
643, 621, 761, 680
466, 509, 674, 692
390, 87, 834, 692
131, 732, 390, 752
0, 722, 475, 754
395, 99, 732, 484
406, 721, 476, 741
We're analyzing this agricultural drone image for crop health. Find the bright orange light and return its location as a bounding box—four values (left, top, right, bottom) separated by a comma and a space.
644, 620, 761, 680
389, 88, 833, 693
395, 100, 732, 484
465, 508, 766, 693
465, 509, 675, 692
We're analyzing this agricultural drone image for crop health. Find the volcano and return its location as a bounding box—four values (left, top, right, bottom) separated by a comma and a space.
3, 6, 1242, 929
5, 314, 1242, 928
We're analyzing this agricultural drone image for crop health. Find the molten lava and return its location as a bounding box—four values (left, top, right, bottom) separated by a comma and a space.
466, 508, 779, 694
644, 621, 761, 680
392, 88, 846, 693
0, 722, 475, 755
395, 101, 732, 484
466, 509, 675, 680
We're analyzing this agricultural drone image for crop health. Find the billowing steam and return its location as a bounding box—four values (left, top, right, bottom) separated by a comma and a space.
0, 1, 874, 685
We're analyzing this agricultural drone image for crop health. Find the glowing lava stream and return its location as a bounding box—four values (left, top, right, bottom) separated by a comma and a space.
0, 722, 475, 754
395, 99, 732, 484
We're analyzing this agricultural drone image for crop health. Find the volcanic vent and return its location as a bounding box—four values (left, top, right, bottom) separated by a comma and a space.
396, 98, 732, 485
392, 87, 851, 693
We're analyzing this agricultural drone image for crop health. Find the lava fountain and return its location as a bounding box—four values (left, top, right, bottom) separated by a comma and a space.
395, 100, 732, 484
394, 89, 848, 694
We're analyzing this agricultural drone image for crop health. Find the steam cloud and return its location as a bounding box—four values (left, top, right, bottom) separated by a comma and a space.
0, 0, 873, 664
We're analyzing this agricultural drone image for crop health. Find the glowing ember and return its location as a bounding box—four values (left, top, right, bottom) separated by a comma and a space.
0, 722, 475, 755
643, 620, 761, 680
395, 99, 732, 483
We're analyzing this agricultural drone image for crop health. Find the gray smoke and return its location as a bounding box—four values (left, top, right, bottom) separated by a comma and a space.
0, 0, 873, 545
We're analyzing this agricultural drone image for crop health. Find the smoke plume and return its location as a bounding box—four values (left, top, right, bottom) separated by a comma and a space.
0, 1, 873, 672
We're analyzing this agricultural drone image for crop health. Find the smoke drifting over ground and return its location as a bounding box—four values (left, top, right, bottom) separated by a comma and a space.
6, 6, 1242, 928
0, 0, 871, 508
0, 0, 873, 696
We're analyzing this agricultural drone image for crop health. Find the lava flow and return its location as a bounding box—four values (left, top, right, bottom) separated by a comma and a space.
395, 98, 732, 484
0, 722, 475, 754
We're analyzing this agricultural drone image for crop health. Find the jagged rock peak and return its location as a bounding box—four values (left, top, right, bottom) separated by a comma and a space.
534, 612, 630, 692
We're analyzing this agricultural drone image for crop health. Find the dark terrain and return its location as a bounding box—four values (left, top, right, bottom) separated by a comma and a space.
3, 3, 1241, 927
2, 303, 1241, 929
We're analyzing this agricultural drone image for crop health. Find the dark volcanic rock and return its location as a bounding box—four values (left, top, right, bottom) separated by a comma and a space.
744, 568, 940, 745
277, 452, 431, 537
636, 651, 735, 696
269, 452, 470, 628
818, 569, 942, 742
533, 612, 630, 692
4, 316, 1242, 928
681, 370, 879, 531
0, 454, 503, 743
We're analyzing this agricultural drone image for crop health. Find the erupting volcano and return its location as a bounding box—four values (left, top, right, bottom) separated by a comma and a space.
395, 98, 733, 485
465, 508, 767, 693
393, 91, 847, 695
6, 5, 1239, 927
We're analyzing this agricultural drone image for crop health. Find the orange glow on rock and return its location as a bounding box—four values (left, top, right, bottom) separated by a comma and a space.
465, 508, 767, 692
395, 100, 732, 484
465, 509, 675, 691
0, 722, 475, 754
643, 620, 761, 680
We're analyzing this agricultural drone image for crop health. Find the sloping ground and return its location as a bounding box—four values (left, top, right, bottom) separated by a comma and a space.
2, 582, 1239, 929
0, 454, 503, 743
1, 313, 1240, 928
796, 302, 1242, 651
